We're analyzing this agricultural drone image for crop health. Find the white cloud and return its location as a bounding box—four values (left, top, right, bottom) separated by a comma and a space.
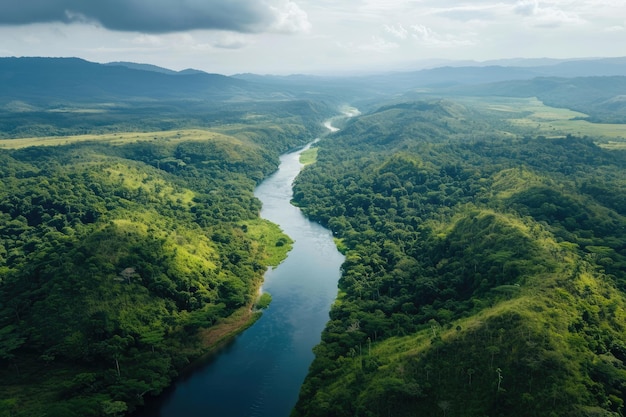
209, 34, 250, 49
358, 35, 399, 52
128, 32, 251, 53
514, 0, 539, 16
410, 24, 474, 47
513, 1, 584, 28
269, 1, 312, 33
384, 24, 408, 40
131, 34, 164, 47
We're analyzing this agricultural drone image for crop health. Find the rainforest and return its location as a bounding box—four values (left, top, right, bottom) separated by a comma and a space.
2, 57, 626, 417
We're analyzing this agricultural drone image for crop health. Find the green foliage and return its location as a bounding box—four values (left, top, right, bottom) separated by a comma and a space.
292, 99, 626, 417
256, 292, 273, 310
299, 147, 318, 165
0, 101, 322, 415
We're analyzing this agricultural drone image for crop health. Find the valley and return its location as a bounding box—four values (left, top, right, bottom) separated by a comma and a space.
1, 57, 626, 417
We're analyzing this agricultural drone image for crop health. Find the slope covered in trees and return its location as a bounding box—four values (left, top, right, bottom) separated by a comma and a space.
0, 103, 327, 416
291, 100, 626, 417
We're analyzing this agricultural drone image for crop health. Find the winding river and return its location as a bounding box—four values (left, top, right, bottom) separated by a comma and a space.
136, 121, 346, 417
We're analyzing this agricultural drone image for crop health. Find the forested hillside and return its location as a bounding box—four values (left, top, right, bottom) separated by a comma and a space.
292, 100, 626, 417
0, 103, 327, 416
3, 56, 626, 417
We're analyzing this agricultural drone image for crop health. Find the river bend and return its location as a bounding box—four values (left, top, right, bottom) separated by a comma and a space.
137, 129, 345, 416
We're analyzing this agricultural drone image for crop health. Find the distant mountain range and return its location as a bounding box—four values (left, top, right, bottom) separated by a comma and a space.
2, 56, 626, 122
0, 57, 250, 105
105, 61, 206, 75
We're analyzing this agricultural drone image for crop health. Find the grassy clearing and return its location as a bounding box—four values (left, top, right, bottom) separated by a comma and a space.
600, 141, 626, 150
241, 219, 293, 267
460, 96, 626, 139
0, 129, 237, 149
102, 162, 197, 207
300, 147, 318, 165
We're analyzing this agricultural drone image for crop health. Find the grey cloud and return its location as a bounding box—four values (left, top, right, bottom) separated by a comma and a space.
0, 0, 290, 33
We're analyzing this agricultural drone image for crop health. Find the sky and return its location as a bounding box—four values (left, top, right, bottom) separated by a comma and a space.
0, 0, 625, 75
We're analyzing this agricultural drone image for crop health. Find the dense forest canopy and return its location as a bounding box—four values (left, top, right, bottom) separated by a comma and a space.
0, 98, 329, 416
2, 57, 626, 417
291, 100, 626, 417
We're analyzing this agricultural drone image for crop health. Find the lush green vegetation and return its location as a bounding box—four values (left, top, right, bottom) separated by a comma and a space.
255, 292, 273, 310
0, 103, 326, 416
4, 56, 626, 417
299, 148, 318, 165
448, 76, 626, 124
291, 100, 626, 417
453, 96, 626, 141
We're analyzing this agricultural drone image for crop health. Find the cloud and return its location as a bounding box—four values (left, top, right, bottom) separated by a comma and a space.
514, 0, 539, 16
270, 2, 312, 33
384, 24, 408, 40
210, 34, 250, 49
410, 24, 474, 48
513, 0, 584, 28
358, 35, 399, 52
128, 31, 251, 52
0, 0, 311, 34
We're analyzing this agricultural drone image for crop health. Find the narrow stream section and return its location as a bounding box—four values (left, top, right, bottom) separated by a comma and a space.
137, 129, 345, 417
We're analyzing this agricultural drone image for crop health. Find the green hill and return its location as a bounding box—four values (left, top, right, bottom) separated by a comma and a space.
0, 103, 325, 416
292, 100, 626, 417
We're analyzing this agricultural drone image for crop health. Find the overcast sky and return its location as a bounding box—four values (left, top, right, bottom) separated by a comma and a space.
0, 0, 625, 75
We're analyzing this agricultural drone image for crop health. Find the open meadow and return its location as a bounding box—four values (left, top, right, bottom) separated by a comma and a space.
458, 96, 626, 140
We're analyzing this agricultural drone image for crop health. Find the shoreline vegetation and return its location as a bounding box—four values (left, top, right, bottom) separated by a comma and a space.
0, 101, 309, 416
3, 56, 626, 417
198, 280, 276, 355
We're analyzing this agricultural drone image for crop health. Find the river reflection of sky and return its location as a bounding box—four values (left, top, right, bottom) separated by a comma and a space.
136, 124, 345, 417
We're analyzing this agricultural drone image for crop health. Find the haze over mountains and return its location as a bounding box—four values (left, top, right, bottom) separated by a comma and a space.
3, 53, 626, 417
3, 56, 626, 103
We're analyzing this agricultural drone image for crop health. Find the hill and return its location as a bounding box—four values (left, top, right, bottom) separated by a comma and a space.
291, 100, 626, 417
0, 66, 330, 415
0, 57, 248, 103
2, 56, 626, 417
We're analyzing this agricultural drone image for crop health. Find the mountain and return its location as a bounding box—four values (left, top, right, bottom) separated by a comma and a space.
0, 57, 250, 104
350, 57, 626, 93
291, 99, 626, 417
105, 61, 207, 76
105, 61, 182, 75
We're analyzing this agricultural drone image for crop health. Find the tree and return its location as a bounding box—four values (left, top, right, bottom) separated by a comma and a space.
0, 326, 25, 375
101, 400, 127, 417
467, 368, 475, 386
438, 400, 451, 417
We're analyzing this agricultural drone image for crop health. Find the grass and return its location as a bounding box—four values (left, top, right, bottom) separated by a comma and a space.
255, 292, 272, 309
240, 219, 293, 267
600, 141, 626, 150
101, 162, 197, 207
459, 96, 626, 139
0, 129, 237, 149
197, 306, 262, 351
300, 147, 318, 165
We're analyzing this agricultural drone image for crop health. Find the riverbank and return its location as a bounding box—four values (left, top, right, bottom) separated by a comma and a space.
198, 306, 262, 351
197, 274, 273, 352
135, 116, 347, 417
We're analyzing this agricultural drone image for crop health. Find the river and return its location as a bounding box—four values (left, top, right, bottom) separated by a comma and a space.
135, 122, 347, 417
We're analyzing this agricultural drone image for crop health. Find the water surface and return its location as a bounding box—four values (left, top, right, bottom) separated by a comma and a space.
137, 141, 344, 417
